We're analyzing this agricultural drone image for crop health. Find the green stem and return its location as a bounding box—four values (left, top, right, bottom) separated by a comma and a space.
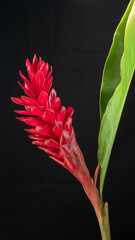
98, 202, 111, 240
83, 185, 111, 240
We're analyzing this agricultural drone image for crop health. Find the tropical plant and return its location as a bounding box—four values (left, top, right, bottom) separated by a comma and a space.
11, 1, 135, 239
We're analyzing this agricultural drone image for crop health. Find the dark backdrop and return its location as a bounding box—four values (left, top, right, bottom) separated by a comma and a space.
0, 0, 135, 239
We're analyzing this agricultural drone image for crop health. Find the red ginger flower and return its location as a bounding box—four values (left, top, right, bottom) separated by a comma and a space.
12, 55, 92, 189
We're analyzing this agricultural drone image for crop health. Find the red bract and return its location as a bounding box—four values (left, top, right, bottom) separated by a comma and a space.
12, 55, 92, 188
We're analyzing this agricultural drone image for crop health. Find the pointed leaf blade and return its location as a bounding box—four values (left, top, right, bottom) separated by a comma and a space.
98, 0, 135, 195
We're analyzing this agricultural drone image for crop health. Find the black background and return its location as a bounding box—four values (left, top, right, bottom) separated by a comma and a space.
0, 0, 135, 239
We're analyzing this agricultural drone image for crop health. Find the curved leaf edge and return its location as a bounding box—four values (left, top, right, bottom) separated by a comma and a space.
98, 0, 135, 195
99, 0, 134, 121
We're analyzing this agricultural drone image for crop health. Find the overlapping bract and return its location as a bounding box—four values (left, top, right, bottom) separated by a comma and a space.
12, 55, 91, 185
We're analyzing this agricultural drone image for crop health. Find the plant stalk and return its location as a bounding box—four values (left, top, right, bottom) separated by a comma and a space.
83, 185, 111, 240
98, 202, 111, 240
75, 160, 111, 239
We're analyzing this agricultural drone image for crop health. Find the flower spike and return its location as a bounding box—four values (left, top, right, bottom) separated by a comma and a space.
11, 55, 93, 189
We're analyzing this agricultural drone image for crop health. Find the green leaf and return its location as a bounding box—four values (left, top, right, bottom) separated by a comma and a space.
99, 0, 134, 121
98, 0, 135, 195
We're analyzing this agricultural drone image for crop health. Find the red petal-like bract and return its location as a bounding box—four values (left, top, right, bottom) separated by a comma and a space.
12, 55, 92, 188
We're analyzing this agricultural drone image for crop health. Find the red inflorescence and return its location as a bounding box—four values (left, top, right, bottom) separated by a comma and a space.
12, 55, 91, 187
